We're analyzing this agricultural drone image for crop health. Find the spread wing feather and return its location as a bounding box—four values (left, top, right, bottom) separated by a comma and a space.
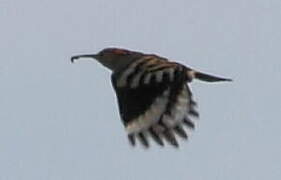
111, 59, 198, 147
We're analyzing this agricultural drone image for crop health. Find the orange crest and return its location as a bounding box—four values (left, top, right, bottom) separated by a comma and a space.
111, 48, 129, 55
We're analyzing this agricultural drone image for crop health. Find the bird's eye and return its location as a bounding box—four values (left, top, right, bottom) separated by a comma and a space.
99, 52, 105, 57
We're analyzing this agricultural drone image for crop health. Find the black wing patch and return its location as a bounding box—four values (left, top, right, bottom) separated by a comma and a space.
111, 65, 198, 148
111, 73, 169, 126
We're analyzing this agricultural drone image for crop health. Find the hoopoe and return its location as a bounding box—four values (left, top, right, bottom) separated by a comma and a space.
71, 48, 231, 148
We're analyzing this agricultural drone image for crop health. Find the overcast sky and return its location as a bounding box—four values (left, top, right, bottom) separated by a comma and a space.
1, 0, 281, 179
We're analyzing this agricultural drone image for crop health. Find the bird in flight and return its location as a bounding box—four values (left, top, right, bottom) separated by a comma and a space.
71, 48, 231, 148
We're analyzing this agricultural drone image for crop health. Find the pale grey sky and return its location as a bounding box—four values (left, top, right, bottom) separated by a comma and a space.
1, 0, 281, 179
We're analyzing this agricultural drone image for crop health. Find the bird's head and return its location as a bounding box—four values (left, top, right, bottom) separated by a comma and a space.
71, 48, 142, 72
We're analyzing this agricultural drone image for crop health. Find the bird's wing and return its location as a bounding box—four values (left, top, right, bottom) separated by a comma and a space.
111, 62, 198, 148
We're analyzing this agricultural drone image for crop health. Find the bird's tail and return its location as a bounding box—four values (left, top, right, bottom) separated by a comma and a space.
188, 70, 232, 82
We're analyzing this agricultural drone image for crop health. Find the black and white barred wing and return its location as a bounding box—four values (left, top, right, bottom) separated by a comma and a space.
111, 57, 198, 147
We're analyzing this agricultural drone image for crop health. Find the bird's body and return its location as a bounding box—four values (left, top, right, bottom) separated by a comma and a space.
71, 48, 231, 148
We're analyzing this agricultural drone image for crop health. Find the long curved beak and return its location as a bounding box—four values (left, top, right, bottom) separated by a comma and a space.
71, 54, 98, 63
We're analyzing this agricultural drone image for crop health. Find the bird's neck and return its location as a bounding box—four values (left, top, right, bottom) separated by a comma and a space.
111, 54, 143, 73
